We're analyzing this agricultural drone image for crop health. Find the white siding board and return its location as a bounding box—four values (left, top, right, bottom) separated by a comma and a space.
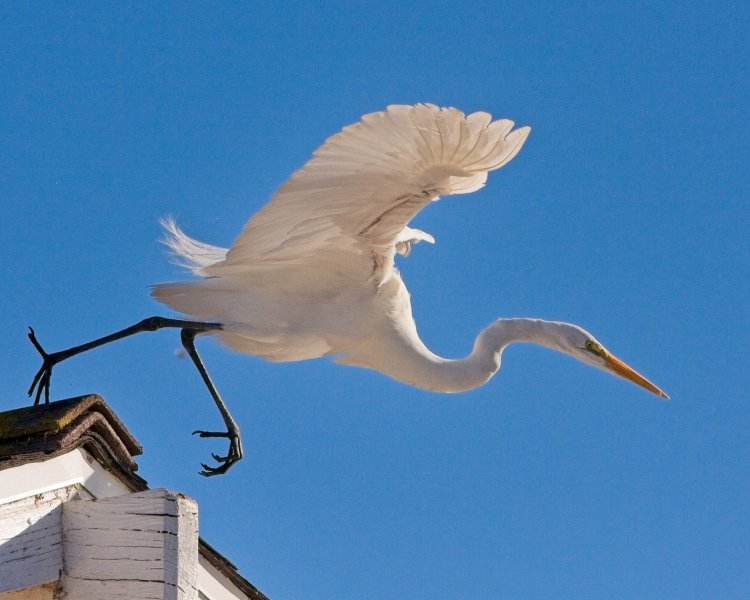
62, 489, 199, 600
0, 487, 84, 593
197, 559, 251, 600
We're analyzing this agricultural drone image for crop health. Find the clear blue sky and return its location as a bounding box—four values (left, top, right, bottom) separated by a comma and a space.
2, 2, 748, 599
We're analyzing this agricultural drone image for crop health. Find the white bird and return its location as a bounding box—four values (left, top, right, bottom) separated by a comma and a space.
28, 104, 668, 476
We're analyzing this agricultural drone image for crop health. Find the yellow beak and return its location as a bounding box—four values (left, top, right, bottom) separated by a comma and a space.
604, 353, 669, 399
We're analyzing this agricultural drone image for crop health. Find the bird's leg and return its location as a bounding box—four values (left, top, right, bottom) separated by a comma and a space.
180, 328, 243, 477
27, 317, 223, 405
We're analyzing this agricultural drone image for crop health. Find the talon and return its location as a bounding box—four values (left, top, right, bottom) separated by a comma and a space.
27, 327, 55, 405
192, 429, 229, 438
194, 431, 243, 477
199, 462, 229, 477
28, 327, 48, 358
199, 464, 232, 477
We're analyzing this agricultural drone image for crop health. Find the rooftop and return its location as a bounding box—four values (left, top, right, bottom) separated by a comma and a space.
0, 394, 146, 490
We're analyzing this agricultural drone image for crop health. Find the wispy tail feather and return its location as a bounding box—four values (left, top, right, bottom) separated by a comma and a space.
160, 216, 228, 276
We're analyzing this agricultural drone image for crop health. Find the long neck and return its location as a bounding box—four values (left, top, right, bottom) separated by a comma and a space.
338, 318, 577, 393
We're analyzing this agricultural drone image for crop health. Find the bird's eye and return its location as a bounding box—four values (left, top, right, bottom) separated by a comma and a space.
585, 340, 605, 356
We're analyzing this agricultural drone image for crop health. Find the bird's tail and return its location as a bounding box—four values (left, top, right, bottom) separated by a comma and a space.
159, 216, 228, 276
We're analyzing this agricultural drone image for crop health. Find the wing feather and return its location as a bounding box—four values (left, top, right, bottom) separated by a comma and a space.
206, 104, 530, 277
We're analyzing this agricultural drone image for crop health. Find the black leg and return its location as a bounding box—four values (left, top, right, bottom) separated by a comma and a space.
26, 316, 245, 476
27, 316, 222, 405
181, 328, 243, 477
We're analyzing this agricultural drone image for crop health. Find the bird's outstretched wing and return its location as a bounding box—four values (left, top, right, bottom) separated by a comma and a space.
208, 104, 530, 278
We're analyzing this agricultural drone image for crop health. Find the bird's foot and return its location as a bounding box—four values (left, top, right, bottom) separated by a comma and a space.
27, 327, 60, 405
192, 428, 244, 477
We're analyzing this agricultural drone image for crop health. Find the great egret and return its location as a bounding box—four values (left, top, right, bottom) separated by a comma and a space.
28, 104, 668, 476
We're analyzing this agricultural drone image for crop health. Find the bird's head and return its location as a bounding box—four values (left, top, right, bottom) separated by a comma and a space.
559, 325, 669, 399
482, 318, 669, 399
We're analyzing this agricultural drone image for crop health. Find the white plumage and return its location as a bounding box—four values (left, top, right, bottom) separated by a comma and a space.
27, 103, 667, 476
152, 103, 667, 397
